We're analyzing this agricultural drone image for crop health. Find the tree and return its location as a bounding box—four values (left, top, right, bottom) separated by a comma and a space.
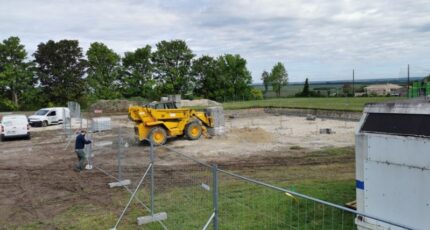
191, 54, 252, 101
152, 40, 194, 95
261, 70, 270, 93
296, 78, 314, 97
269, 62, 288, 97
302, 78, 310, 96
121, 45, 155, 99
191, 55, 218, 99
217, 54, 252, 101
86, 42, 121, 99
34, 40, 87, 105
0, 36, 34, 109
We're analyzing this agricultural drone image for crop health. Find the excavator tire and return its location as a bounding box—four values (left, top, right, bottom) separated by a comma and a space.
185, 121, 202, 140
148, 126, 167, 146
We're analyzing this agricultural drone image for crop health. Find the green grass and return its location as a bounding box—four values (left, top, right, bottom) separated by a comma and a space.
221, 97, 399, 111
216, 179, 355, 230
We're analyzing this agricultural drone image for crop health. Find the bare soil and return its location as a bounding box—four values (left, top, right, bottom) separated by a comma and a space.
0, 111, 357, 227
0, 131, 125, 228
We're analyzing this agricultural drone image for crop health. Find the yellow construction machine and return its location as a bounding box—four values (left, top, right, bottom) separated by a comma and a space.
128, 101, 214, 145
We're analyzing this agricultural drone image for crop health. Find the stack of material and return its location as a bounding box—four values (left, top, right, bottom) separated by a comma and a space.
206, 106, 225, 136
181, 99, 221, 107
319, 128, 334, 134
92, 117, 112, 132
167, 94, 181, 102
306, 114, 316, 121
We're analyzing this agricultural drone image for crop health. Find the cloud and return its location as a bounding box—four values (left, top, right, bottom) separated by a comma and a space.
1, 0, 429, 82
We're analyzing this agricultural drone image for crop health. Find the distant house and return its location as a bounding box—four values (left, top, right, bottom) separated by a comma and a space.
364, 83, 403, 96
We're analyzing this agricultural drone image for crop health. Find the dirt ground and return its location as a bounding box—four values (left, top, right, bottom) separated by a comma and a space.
169, 113, 356, 161
0, 111, 357, 227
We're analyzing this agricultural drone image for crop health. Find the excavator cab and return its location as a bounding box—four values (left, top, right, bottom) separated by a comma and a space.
146, 101, 178, 109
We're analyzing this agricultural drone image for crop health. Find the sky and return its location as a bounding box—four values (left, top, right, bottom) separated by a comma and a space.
1, 0, 429, 83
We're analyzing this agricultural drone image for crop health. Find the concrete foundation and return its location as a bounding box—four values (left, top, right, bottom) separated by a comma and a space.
265, 108, 362, 121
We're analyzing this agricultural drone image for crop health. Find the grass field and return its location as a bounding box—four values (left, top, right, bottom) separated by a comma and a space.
222, 97, 399, 111
15, 147, 356, 230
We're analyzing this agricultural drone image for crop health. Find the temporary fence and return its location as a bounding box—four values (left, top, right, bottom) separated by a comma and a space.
149, 145, 215, 229
85, 130, 416, 230
57, 101, 418, 229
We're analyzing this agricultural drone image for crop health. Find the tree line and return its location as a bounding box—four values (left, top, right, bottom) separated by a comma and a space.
0, 36, 288, 111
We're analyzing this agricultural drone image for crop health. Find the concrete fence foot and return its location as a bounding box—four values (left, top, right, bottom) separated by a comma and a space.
108, 179, 131, 188
137, 212, 167, 225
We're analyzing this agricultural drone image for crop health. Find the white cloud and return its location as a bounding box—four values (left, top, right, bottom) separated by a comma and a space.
1, 0, 429, 82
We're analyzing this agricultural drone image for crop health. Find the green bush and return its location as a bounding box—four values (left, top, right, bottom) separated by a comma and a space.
250, 88, 264, 100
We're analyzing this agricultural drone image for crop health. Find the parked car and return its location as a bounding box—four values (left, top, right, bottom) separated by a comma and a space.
0, 114, 31, 141
28, 107, 70, 127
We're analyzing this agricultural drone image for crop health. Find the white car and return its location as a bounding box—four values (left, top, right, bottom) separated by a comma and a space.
29, 107, 70, 127
0, 114, 31, 141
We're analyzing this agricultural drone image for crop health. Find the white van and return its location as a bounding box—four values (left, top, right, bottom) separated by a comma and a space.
0, 114, 31, 141
28, 107, 70, 127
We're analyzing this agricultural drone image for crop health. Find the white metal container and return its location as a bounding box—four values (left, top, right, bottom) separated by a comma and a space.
92, 117, 112, 132
355, 102, 430, 230
206, 106, 225, 136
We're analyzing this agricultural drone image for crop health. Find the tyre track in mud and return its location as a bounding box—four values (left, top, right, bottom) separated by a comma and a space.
0, 154, 123, 226
19, 168, 47, 220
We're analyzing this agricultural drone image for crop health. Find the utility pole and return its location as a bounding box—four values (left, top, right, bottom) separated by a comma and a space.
407, 64, 410, 98
352, 69, 355, 97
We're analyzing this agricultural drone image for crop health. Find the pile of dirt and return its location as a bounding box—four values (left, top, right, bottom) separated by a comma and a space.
89, 100, 139, 113
180, 99, 221, 107
229, 127, 274, 143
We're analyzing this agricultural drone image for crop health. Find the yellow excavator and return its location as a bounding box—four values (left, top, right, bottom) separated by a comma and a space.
128, 101, 214, 145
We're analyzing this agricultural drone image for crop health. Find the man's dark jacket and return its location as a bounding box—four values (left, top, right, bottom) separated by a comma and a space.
75, 134, 91, 149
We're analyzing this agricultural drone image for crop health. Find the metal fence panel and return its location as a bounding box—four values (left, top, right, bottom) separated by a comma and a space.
146, 145, 214, 230
80, 120, 414, 230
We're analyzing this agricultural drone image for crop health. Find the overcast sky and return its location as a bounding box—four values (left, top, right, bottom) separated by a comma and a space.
1, 0, 429, 83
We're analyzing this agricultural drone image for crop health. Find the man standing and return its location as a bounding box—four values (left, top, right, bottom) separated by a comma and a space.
74, 130, 92, 172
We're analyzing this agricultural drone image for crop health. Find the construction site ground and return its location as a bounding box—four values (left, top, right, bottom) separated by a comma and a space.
0, 110, 357, 228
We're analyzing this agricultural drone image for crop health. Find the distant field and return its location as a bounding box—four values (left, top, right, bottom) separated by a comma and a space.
222, 97, 400, 111
254, 83, 369, 97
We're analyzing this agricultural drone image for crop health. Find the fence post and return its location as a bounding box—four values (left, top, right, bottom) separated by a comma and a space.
150, 141, 155, 216
63, 107, 67, 138
212, 164, 219, 230
87, 131, 92, 169
117, 127, 122, 181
